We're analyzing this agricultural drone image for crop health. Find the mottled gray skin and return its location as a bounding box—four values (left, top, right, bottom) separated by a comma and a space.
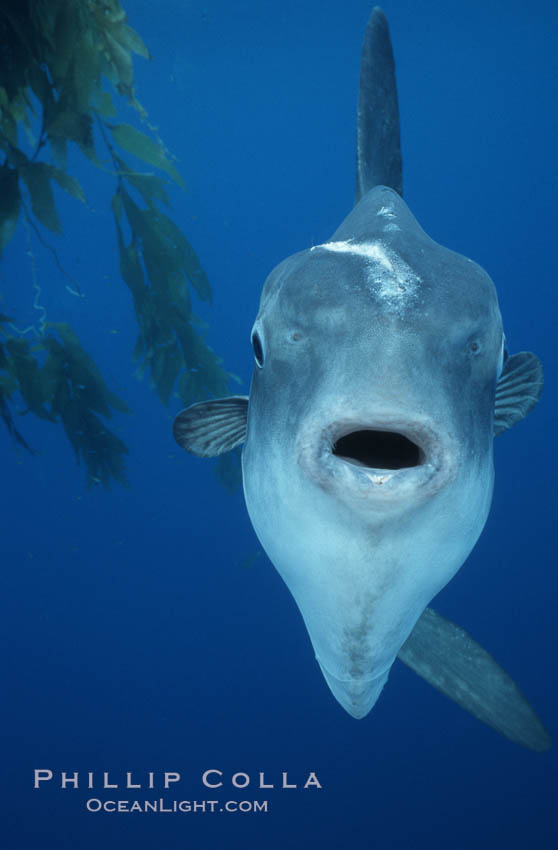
242, 185, 503, 717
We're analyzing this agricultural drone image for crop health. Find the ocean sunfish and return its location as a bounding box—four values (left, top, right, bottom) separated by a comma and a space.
173, 7, 549, 751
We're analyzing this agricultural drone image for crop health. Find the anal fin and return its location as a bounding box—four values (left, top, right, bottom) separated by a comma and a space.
398, 607, 551, 751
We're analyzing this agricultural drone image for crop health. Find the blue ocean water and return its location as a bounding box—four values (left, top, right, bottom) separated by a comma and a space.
1, 1, 557, 848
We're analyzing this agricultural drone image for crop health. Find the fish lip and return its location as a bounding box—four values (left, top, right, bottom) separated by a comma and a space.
298, 413, 457, 502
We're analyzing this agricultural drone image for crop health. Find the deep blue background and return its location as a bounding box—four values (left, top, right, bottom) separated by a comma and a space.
1, 1, 557, 848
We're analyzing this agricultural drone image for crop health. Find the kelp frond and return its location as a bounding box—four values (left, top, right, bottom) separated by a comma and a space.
0, 320, 130, 487
0, 1, 238, 488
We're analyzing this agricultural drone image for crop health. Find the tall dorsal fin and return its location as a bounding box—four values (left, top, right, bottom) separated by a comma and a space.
355, 7, 403, 204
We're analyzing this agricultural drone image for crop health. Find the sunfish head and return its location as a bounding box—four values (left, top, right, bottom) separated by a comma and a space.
242, 186, 504, 718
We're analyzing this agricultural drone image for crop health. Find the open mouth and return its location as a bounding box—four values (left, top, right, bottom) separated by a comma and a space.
298, 413, 454, 502
332, 429, 424, 470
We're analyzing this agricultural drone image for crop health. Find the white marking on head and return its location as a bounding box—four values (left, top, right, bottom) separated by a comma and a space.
376, 206, 396, 219
312, 240, 392, 266
311, 239, 353, 254
316, 240, 395, 268
311, 239, 420, 315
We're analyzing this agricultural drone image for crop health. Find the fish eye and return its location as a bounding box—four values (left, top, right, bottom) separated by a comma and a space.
252, 331, 264, 368
468, 340, 482, 356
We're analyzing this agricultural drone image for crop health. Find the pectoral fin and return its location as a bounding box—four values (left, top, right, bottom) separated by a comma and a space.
398, 607, 551, 751
173, 396, 249, 457
494, 351, 543, 436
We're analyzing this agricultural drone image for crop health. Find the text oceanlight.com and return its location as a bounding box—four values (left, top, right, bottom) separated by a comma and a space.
86, 798, 269, 813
